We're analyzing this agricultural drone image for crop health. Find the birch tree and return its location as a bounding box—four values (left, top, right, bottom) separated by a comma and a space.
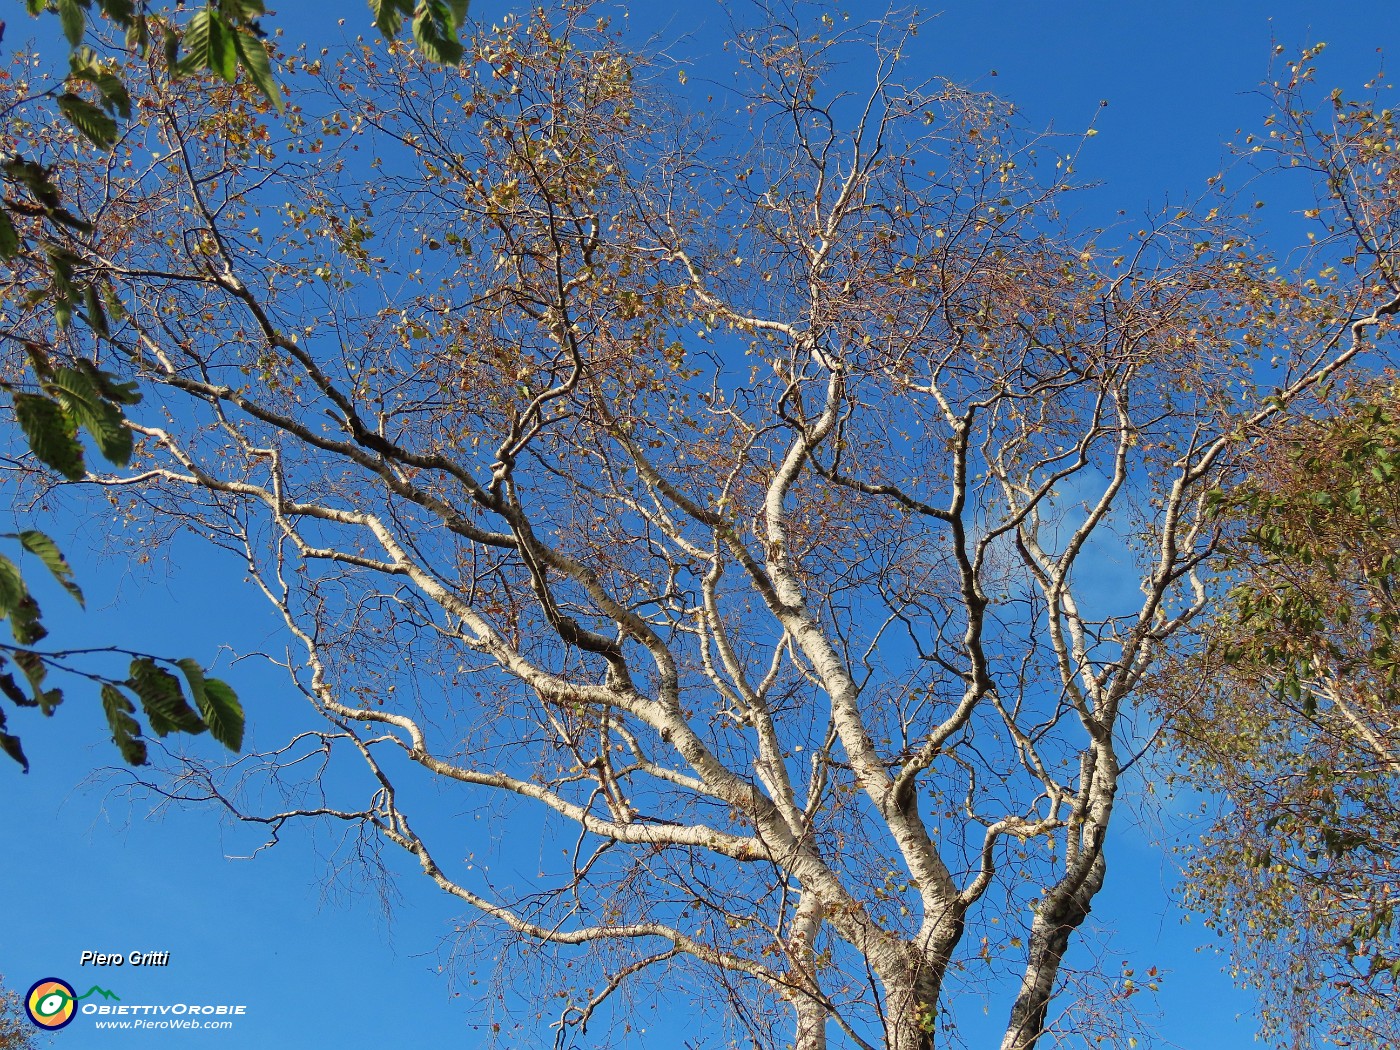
2, 9, 1395, 1049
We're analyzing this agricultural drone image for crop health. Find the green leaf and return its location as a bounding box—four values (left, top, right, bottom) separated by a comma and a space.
129, 658, 205, 737
0, 668, 33, 708
46, 245, 84, 332
0, 730, 29, 773
69, 47, 132, 119
163, 29, 180, 74
125, 20, 149, 54
13, 394, 84, 479
220, 0, 267, 22
207, 13, 239, 83
177, 9, 212, 77
57, 0, 87, 47
57, 92, 119, 150
369, 0, 409, 40
1, 160, 86, 237
202, 677, 244, 751
99, 282, 129, 329
97, 0, 138, 27
47, 203, 95, 235
231, 30, 283, 113
13, 651, 59, 711
177, 659, 243, 751
49, 366, 132, 465
178, 10, 237, 83
0, 209, 18, 260
9, 595, 48, 647
411, 1, 463, 65
16, 530, 84, 607
13, 394, 85, 479
76, 359, 141, 406
101, 684, 148, 765
83, 283, 110, 339
3, 156, 63, 210
0, 555, 25, 619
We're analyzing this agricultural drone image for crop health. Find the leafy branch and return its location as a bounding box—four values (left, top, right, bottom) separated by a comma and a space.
0, 3, 470, 771
0, 529, 244, 771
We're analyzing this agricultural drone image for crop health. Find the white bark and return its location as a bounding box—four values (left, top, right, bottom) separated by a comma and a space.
4, 9, 1393, 1049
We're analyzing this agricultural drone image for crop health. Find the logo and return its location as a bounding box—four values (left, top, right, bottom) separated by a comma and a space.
24, 979, 120, 1030
25, 979, 77, 1030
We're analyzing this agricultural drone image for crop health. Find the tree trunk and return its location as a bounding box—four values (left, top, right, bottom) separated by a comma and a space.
791, 993, 829, 1050
1000, 851, 1106, 1050
877, 921, 961, 1050
883, 975, 939, 1050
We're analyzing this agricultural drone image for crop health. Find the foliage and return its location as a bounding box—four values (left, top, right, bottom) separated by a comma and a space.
3, 0, 470, 333
0, 6, 1396, 1049
0, 118, 243, 772
3, 2, 286, 315
14, 0, 473, 130
0, 2, 277, 769
0, 974, 42, 1050
0, 261, 244, 771
0, 334, 244, 771
367, 0, 471, 65
1167, 384, 1400, 1048
0, 1, 471, 771
0, 516, 245, 770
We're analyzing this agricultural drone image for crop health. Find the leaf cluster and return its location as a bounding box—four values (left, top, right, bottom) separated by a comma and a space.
3, 0, 471, 336
0, 334, 241, 775
24, 0, 285, 127
0, 527, 244, 772
1169, 383, 1400, 1046
1213, 386, 1400, 718
370, 0, 471, 65
4, 348, 139, 478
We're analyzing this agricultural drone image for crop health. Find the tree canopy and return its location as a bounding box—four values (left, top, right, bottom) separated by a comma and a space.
1166, 381, 1400, 1048
0, 1, 471, 770
1, 6, 1396, 1049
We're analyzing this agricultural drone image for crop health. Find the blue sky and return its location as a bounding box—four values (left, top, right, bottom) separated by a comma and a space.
3, 2, 1396, 1048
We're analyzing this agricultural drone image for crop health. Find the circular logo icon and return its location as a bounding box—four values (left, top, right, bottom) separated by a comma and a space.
25, 978, 78, 1030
